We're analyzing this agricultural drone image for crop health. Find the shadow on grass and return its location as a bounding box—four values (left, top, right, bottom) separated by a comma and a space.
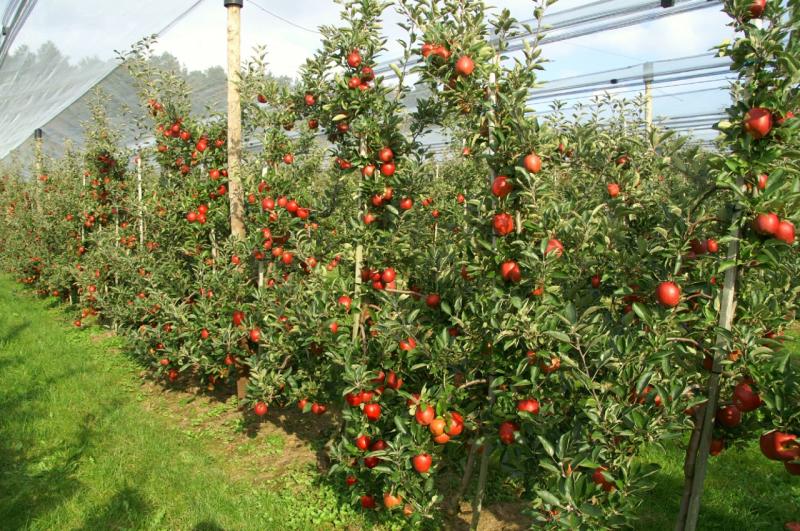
0, 410, 99, 528
0, 321, 29, 345
192, 521, 226, 531
77, 486, 152, 531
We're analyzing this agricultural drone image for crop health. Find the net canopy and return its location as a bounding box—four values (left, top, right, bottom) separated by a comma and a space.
0, 0, 736, 165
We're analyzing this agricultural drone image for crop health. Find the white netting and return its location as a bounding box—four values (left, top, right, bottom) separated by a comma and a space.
0, 0, 735, 163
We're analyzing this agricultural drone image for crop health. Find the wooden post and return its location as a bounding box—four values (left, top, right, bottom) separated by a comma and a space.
137, 153, 144, 246
34, 128, 43, 213
675, 187, 742, 531
226, 0, 245, 240
226, 0, 248, 402
643, 62, 653, 132
352, 139, 367, 343
470, 68, 499, 531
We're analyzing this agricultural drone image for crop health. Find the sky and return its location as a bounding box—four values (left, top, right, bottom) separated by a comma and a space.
3, 0, 737, 143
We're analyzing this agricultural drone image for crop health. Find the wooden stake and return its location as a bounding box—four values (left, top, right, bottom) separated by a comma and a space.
676, 192, 742, 531
137, 153, 144, 246
226, 0, 245, 240
643, 62, 654, 133
471, 68, 499, 530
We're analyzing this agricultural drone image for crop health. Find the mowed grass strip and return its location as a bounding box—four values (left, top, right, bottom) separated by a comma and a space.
0, 276, 364, 531
0, 275, 797, 530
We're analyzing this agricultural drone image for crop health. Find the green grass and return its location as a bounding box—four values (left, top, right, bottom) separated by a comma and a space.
638, 439, 799, 530
0, 276, 364, 531
0, 275, 797, 530
636, 333, 800, 531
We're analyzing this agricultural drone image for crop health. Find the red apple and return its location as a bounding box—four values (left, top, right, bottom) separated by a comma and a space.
491, 175, 512, 197
656, 281, 681, 307
412, 453, 432, 474
455, 55, 475, 76
753, 212, 779, 235
523, 153, 542, 174
744, 107, 773, 139
517, 398, 540, 414
776, 220, 795, 244
716, 404, 742, 428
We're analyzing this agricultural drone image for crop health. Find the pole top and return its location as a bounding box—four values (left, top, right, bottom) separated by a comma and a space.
34, 128, 43, 140
660, 0, 675, 7
224, 0, 243, 7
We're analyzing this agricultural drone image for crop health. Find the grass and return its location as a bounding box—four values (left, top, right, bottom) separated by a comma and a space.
0, 276, 365, 531
0, 274, 797, 530
638, 439, 800, 530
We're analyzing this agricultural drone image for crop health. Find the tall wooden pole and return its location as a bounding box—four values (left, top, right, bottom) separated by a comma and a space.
470, 67, 499, 531
643, 62, 654, 133
226, 0, 245, 240
226, 0, 248, 402
137, 153, 144, 246
675, 198, 741, 531
34, 128, 43, 213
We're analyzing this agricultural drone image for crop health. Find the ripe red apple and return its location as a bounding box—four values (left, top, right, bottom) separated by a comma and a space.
591, 275, 601, 289
311, 402, 327, 415
253, 401, 268, 416
399, 336, 417, 351
760, 431, 799, 461
347, 49, 362, 68
381, 268, 396, 283
304, 93, 315, 106
415, 405, 435, 425
748, 0, 766, 18
425, 293, 441, 308
753, 212, 780, 235
399, 197, 413, 210
361, 164, 375, 178
545, 238, 564, 257
744, 107, 773, 139
380, 162, 396, 177
412, 453, 432, 474
710, 438, 725, 456
491, 175, 512, 197
498, 421, 518, 445
360, 495, 376, 509
733, 381, 761, 412
716, 404, 742, 428
383, 493, 403, 510
378, 147, 394, 162
249, 328, 261, 343
364, 403, 381, 421
232, 310, 245, 327
500, 260, 521, 283
338, 295, 352, 311
607, 183, 620, 198
656, 281, 681, 307
493, 212, 514, 236
757, 173, 768, 190
455, 55, 475, 76
523, 153, 542, 174
355, 434, 371, 451
706, 239, 719, 253
517, 398, 540, 414
283, 153, 294, 164
776, 220, 796, 244
346, 475, 357, 486
592, 466, 615, 492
